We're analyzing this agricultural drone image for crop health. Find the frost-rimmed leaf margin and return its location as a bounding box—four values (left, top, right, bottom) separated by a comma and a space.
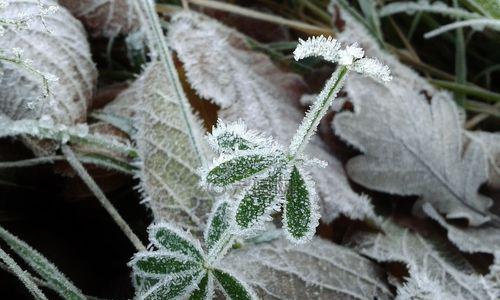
148, 222, 204, 262
213, 268, 258, 300
207, 119, 276, 154
200, 147, 285, 192
282, 165, 320, 244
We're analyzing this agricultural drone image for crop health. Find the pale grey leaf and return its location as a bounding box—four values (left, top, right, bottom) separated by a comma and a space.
116, 62, 212, 228
467, 131, 500, 189
59, 0, 139, 37
334, 75, 493, 226
351, 219, 492, 299
423, 203, 500, 256
169, 11, 374, 223
0, 0, 96, 124
220, 236, 392, 300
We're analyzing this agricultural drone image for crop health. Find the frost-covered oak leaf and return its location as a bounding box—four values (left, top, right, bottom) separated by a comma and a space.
169, 11, 375, 228
334, 76, 494, 226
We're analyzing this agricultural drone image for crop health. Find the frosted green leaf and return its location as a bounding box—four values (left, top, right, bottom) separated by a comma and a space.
188, 272, 213, 300
141, 271, 202, 300
213, 268, 257, 300
0, 226, 85, 300
204, 153, 279, 188
204, 198, 231, 254
208, 120, 269, 154
283, 166, 319, 243
149, 223, 204, 262
131, 251, 201, 277
234, 172, 281, 232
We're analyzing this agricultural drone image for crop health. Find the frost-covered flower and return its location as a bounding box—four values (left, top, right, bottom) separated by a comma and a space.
294, 35, 392, 83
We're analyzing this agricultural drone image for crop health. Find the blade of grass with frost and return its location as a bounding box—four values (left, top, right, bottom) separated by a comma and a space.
0, 225, 85, 300
453, 0, 467, 106
379, 1, 481, 19
0, 246, 48, 300
425, 18, 500, 38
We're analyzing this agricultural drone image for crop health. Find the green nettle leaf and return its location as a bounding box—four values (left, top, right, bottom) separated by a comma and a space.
204, 153, 279, 188
149, 223, 204, 261
0, 226, 85, 300
141, 271, 202, 300
234, 172, 281, 232
134, 276, 160, 295
283, 166, 319, 243
189, 273, 213, 300
132, 252, 201, 276
213, 268, 256, 300
204, 199, 231, 254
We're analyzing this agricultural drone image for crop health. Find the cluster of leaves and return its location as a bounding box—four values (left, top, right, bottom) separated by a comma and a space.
0, 0, 499, 300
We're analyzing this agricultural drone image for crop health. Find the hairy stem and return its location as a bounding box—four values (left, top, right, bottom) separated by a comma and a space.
0, 247, 48, 300
61, 145, 145, 251
289, 66, 349, 158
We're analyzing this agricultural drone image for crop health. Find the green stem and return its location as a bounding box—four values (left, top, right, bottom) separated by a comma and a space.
289, 66, 349, 158
62, 145, 145, 252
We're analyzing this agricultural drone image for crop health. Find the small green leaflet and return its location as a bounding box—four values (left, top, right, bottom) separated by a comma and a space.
213, 268, 257, 300
189, 273, 213, 300
0, 225, 85, 300
204, 153, 279, 188
234, 172, 281, 232
140, 271, 202, 300
283, 166, 319, 243
132, 252, 201, 276
149, 223, 204, 261
204, 198, 231, 254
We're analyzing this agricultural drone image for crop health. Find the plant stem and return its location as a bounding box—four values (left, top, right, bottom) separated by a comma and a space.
61, 145, 145, 252
0, 247, 48, 300
289, 66, 349, 158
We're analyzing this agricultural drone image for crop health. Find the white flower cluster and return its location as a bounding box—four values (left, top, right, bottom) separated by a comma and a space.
293, 35, 392, 83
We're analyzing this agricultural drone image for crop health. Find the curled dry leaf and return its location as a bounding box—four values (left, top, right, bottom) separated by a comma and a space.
115, 62, 212, 228
221, 236, 393, 299
58, 0, 139, 37
0, 0, 96, 124
466, 131, 500, 189
169, 11, 374, 223
351, 218, 496, 300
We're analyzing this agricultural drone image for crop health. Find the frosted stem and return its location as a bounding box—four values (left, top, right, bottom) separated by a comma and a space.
61, 145, 145, 252
0, 247, 48, 300
289, 66, 349, 158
